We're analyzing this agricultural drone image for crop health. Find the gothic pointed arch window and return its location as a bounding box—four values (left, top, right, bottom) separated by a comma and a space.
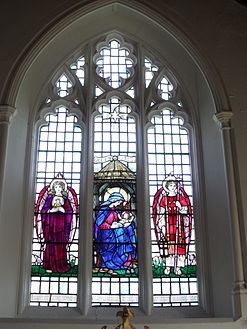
30, 32, 198, 309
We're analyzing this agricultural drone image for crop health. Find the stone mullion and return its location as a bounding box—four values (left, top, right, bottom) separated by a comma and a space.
135, 44, 153, 315
78, 43, 95, 315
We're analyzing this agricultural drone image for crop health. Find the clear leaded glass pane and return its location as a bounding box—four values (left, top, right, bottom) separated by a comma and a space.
92, 98, 138, 306
148, 109, 198, 307
31, 106, 82, 307
56, 75, 73, 97
157, 76, 173, 100
144, 58, 158, 87
95, 39, 135, 88
70, 56, 85, 86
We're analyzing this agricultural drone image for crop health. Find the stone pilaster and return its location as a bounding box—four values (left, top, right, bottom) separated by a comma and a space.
0, 105, 16, 213
213, 111, 233, 129
214, 111, 247, 319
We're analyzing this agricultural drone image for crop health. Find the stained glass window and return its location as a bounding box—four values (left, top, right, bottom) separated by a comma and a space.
92, 98, 138, 306
31, 106, 82, 307
30, 33, 199, 309
148, 110, 198, 306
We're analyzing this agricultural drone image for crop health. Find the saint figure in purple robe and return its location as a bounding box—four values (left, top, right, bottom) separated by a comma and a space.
35, 174, 78, 273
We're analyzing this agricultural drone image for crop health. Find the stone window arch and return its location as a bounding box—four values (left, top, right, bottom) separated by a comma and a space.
0, 2, 241, 322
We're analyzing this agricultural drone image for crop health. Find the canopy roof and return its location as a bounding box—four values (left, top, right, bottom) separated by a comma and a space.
94, 158, 135, 181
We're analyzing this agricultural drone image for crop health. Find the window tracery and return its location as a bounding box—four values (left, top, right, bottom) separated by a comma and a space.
30, 33, 198, 309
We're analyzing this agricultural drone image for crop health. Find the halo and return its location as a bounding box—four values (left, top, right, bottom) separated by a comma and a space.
104, 187, 129, 202
162, 172, 181, 193
49, 173, 68, 192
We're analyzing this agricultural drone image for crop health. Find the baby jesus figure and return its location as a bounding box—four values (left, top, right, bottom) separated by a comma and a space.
118, 211, 134, 227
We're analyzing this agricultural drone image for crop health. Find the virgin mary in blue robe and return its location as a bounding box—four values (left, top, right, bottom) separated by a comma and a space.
94, 192, 137, 271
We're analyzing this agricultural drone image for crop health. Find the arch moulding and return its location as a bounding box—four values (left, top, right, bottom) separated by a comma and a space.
1, 0, 230, 115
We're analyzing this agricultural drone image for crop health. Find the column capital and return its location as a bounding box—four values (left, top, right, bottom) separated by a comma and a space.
213, 111, 233, 130
0, 105, 16, 124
